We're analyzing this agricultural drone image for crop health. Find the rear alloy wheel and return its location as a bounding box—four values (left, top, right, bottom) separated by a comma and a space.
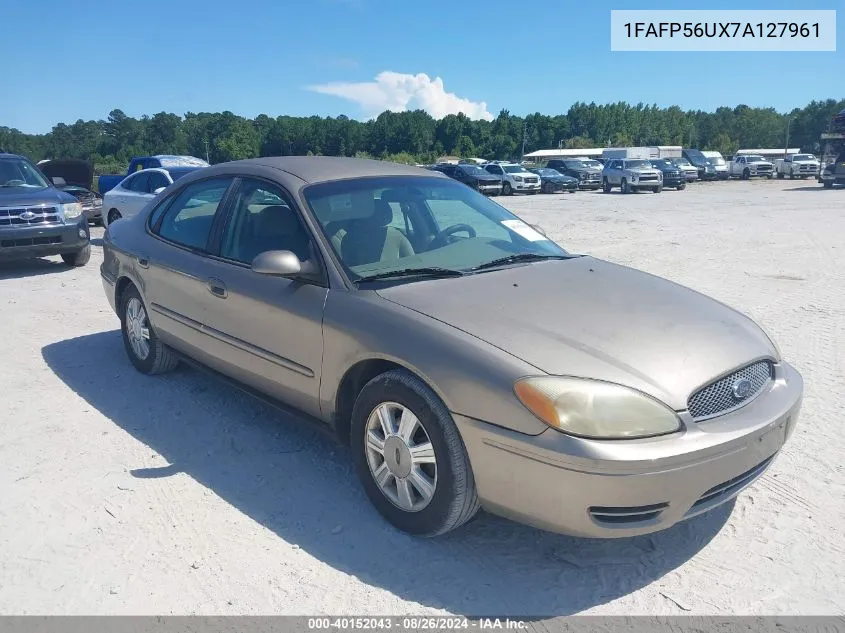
61, 245, 90, 267
120, 286, 179, 375
351, 369, 480, 536
107, 209, 121, 226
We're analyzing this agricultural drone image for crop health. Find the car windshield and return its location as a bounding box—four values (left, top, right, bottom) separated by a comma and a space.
674, 158, 691, 166
565, 160, 599, 169
625, 160, 652, 168
711, 157, 726, 165
0, 157, 50, 189
653, 159, 674, 167
304, 176, 570, 282
535, 169, 558, 176
793, 154, 815, 161
459, 165, 487, 176
747, 156, 766, 163
503, 165, 527, 173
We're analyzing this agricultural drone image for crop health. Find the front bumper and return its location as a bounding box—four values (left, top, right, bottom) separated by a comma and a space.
0, 218, 89, 261
578, 179, 602, 189
476, 182, 503, 195
662, 176, 686, 188
512, 181, 541, 192
682, 172, 699, 182
630, 178, 662, 189
544, 181, 578, 193
456, 361, 802, 538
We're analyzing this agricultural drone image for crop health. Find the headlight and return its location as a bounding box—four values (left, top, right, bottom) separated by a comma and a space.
514, 176, 523, 182
59, 202, 83, 219
514, 376, 682, 439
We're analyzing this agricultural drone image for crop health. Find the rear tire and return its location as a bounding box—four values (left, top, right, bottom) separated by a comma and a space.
350, 369, 480, 537
777, 171, 784, 179
61, 245, 90, 267
119, 285, 179, 375
502, 182, 512, 196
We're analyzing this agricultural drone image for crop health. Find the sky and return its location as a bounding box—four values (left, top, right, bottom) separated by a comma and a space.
2, 0, 841, 134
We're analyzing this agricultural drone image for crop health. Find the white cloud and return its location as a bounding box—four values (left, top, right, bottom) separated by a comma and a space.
307, 71, 494, 121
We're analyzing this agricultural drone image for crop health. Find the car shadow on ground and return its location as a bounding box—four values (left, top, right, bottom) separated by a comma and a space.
0, 258, 73, 280
786, 185, 837, 192
42, 331, 732, 617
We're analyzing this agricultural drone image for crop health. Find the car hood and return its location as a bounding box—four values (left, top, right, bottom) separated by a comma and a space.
0, 187, 76, 206
37, 159, 94, 189
376, 257, 777, 410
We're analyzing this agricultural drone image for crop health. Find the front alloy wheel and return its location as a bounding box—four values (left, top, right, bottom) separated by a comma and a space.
365, 402, 437, 512
351, 369, 480, 536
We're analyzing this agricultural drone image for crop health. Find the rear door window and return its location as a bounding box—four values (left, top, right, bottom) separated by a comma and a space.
154, 178, 233, 252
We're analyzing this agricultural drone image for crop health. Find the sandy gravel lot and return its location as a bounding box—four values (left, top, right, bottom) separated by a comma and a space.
1, 179, 843, 616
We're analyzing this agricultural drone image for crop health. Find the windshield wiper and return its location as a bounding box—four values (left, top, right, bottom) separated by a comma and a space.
356, 267, 465, 283
470, 253, 573, 271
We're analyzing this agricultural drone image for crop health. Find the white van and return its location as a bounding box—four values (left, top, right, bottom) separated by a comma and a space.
701, 151, 729, 179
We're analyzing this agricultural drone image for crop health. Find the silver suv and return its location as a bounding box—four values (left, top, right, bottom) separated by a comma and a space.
602, 159, 663, 194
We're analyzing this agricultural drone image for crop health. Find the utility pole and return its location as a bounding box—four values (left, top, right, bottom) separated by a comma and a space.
784, 117, 791, 157
204, 137, 210, 163
521, 121, 528, 160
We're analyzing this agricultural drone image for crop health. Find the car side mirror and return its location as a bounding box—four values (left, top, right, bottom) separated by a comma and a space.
153, 187, 166, 195
251, 250, 317, 279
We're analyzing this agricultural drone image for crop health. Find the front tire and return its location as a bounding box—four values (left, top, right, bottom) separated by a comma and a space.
677, 183, 686, 190
502, 182, 512, 196
823, 179, 833, 189
653, 185, 662, 193
742, 169, 750, 180
350, 369, 480, 537
119, 285, 179, 375
621, 178, 630, 194
602, 177, 612, 193
61, 245, 90, 267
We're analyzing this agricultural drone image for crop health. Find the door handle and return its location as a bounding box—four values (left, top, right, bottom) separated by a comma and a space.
207, 278, 227, 298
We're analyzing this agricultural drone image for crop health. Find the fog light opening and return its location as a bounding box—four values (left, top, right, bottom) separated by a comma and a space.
78, 229, 87, 239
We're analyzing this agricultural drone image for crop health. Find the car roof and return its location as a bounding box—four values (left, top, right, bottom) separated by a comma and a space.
200, 156, 440, 185
0, 153, 26, 160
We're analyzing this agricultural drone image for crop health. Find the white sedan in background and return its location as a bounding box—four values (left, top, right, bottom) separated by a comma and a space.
102, 166, 203, 228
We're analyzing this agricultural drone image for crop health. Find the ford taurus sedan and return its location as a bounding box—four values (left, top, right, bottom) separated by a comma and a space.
100, 157, 803, 538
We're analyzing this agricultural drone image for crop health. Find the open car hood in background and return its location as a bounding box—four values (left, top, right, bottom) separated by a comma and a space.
37, 159, 94, 189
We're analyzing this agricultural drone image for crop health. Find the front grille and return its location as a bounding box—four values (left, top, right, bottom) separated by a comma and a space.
524, 177, 538, 184
0, 206, 61, 227
687, 360, 774, 420
686, 455, 774, 515
638, 175, 659, 182
590, 502, 669, 525
1, 235, 62, 248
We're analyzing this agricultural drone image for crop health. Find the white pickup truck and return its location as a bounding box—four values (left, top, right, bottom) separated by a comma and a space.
729, 155, 774, 179
774, 153, 820, 180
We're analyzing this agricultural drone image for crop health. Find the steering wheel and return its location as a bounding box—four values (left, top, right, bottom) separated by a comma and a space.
430, 223, 477, 249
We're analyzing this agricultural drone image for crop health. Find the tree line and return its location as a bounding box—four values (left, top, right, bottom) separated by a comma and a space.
2, 98, 843, 176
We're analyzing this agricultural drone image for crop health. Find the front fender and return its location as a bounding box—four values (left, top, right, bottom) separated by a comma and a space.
320, 290, 549, 436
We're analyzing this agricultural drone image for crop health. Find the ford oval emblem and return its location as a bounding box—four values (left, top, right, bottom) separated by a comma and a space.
731, 377, 753, 400
19, 210, 36, 220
